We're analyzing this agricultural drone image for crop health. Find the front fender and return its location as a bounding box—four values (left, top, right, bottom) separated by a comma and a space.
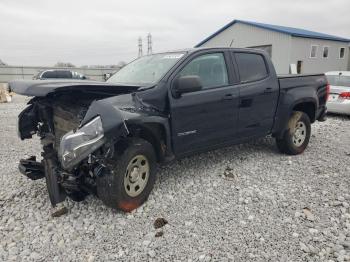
81, 95, 171, 151
81, 98, 130, 141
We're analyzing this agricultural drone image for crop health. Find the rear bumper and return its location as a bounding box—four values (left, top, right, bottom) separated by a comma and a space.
327, 100, 350, 115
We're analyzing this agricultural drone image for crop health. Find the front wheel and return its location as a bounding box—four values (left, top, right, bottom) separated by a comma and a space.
97, 138, 157, 212
276, 111, 311, 155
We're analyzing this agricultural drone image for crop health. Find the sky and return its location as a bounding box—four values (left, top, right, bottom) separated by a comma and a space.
0, 0, 349, 66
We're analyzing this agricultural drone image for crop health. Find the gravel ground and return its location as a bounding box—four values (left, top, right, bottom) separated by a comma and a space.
1, 95, 350, 262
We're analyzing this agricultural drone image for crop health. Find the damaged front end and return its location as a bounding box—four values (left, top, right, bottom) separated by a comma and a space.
15, 86, 140, 207
17, 96, 112, 206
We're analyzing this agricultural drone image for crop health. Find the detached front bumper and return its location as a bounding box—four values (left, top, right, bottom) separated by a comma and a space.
19, 156, 45, 180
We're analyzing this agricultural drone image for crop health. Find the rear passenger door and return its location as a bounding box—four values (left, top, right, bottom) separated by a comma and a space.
232, 51, 279, 138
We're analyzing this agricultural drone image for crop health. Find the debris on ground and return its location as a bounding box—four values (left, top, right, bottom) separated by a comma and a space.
51, 205, 68, 218
223, 166, 238, 181
303, 207, 315, 221
154, 218, 168, 229
155, 231, 164, 238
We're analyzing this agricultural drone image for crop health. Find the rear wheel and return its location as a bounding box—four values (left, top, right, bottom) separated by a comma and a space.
276, 111, 311, 155
96, 138, 157, 212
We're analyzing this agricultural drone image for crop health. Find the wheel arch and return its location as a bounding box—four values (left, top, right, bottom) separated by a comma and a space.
129, 123, 168, 162
274, 98, 317, 139
291, 99, 317, 123
114, 120, 173, 163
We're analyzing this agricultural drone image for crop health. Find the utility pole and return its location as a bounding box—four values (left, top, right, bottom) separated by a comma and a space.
138, 37, 143, 57
147, 33, 153, 55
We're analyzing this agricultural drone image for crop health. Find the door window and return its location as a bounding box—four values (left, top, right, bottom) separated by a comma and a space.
179, 53, 229, 89
235, 52, 268, 83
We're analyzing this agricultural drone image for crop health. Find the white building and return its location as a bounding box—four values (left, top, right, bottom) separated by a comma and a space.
195, 20, 350, 74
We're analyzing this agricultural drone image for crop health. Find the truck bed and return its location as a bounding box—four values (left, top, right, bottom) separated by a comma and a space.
278, 73, 324, 78
278, 74, 326, 91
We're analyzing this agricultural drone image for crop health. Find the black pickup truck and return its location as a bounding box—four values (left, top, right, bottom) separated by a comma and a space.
10, 48, 328, 212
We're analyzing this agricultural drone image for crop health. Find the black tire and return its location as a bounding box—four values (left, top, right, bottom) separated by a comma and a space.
96, 138, 157, 212
276, 111, 311, 155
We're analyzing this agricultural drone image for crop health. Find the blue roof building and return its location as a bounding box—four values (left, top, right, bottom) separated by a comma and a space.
196, 20, 350, 74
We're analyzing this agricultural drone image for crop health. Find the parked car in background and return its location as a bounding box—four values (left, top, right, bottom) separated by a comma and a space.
33, 70, 88, 80
326, 71, 350, 115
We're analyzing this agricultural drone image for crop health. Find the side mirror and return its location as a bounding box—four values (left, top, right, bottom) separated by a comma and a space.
173, 75, 202, 97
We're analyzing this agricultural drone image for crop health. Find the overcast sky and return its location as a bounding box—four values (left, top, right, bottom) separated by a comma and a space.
0, 0, 349, 66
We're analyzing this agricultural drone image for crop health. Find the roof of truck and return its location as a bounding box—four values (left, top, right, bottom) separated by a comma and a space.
195, 20, 350, 47
157, 47, 265, 54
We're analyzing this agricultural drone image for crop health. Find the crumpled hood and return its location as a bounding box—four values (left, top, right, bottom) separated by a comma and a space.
9, 80, 141, 97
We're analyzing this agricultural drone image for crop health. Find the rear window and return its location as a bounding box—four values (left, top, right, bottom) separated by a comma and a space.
326, 75, 350, 87
235, 53, 268, 83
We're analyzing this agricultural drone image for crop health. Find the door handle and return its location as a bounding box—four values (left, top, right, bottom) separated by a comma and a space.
222, 94, 234, 100
263, 87, 273, 94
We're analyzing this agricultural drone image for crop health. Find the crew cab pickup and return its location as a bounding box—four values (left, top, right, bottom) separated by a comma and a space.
10, 48, 328, 212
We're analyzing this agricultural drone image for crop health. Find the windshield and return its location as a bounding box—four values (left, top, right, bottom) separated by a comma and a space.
107, 53, 185, 85
326, 75, 350, 87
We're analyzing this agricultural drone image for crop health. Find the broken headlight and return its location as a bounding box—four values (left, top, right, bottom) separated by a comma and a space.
59, 116, 105, 169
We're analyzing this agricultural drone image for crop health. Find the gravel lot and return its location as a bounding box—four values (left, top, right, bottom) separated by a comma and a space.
1, 95, 350, 262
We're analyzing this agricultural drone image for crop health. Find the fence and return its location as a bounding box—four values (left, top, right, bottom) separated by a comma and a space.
0, 66, 120, 82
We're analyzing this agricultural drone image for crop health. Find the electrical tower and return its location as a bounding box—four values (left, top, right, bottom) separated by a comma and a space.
138, 37, 143, 57
147, 33, 152, 55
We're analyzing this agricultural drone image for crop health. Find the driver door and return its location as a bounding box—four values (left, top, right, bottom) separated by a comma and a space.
169, 52, 239, 155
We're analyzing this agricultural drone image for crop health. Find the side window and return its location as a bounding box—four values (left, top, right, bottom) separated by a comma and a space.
235, 52, 268, 83
179, 53, 229, 89
42, 71, 56, 78
57, 71, 72, 78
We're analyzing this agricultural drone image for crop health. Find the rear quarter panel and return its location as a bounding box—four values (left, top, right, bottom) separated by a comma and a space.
273, 74, 328, 136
